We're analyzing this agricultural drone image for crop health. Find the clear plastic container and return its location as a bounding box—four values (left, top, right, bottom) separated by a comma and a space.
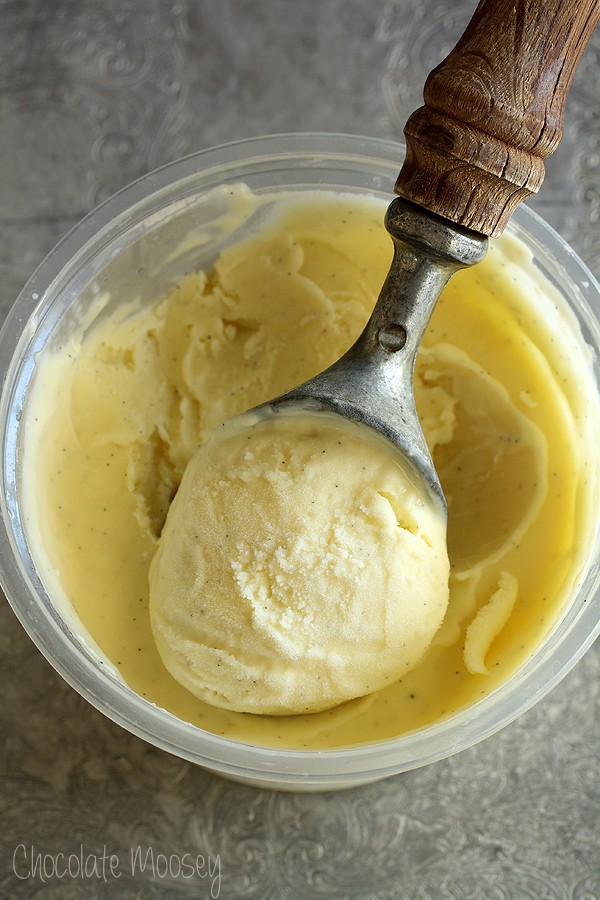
1, 133, 600, 791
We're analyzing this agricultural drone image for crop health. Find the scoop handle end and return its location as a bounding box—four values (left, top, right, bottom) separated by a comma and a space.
395, 0, 600, 237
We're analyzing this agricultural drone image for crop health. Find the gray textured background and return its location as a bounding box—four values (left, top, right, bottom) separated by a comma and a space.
1, 1, 600, 897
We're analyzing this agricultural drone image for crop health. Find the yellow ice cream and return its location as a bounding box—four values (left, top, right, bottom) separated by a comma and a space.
149, 413, 449, 714
22, 188, 600, 749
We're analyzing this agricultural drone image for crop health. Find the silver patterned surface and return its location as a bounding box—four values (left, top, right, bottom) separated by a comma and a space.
1, 1, 599, 897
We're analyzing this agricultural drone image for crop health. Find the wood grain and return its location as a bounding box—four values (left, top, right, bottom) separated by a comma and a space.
395, 0, 600, 236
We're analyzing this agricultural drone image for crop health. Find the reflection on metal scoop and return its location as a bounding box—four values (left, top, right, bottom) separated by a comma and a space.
267, 198, 487, 509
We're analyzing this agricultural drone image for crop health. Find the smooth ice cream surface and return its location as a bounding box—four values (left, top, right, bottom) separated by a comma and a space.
22, 187, 600, 749
149, 413, 449, 714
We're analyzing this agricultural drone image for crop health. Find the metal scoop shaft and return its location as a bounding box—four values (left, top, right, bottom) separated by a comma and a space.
269, 199, 487, 507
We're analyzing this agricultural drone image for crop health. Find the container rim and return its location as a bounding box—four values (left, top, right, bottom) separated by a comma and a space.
1, 132, 599, 788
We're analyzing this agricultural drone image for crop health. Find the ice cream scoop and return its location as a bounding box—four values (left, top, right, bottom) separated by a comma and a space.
149, 0, 599, 716
150, 412, 452, 714
255, 0, 600, 510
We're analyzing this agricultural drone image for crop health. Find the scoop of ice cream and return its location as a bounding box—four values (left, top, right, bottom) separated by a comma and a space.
149, 412, 450, 715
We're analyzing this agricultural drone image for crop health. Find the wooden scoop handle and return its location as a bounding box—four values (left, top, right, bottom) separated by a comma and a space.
395, 0, 600, 236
